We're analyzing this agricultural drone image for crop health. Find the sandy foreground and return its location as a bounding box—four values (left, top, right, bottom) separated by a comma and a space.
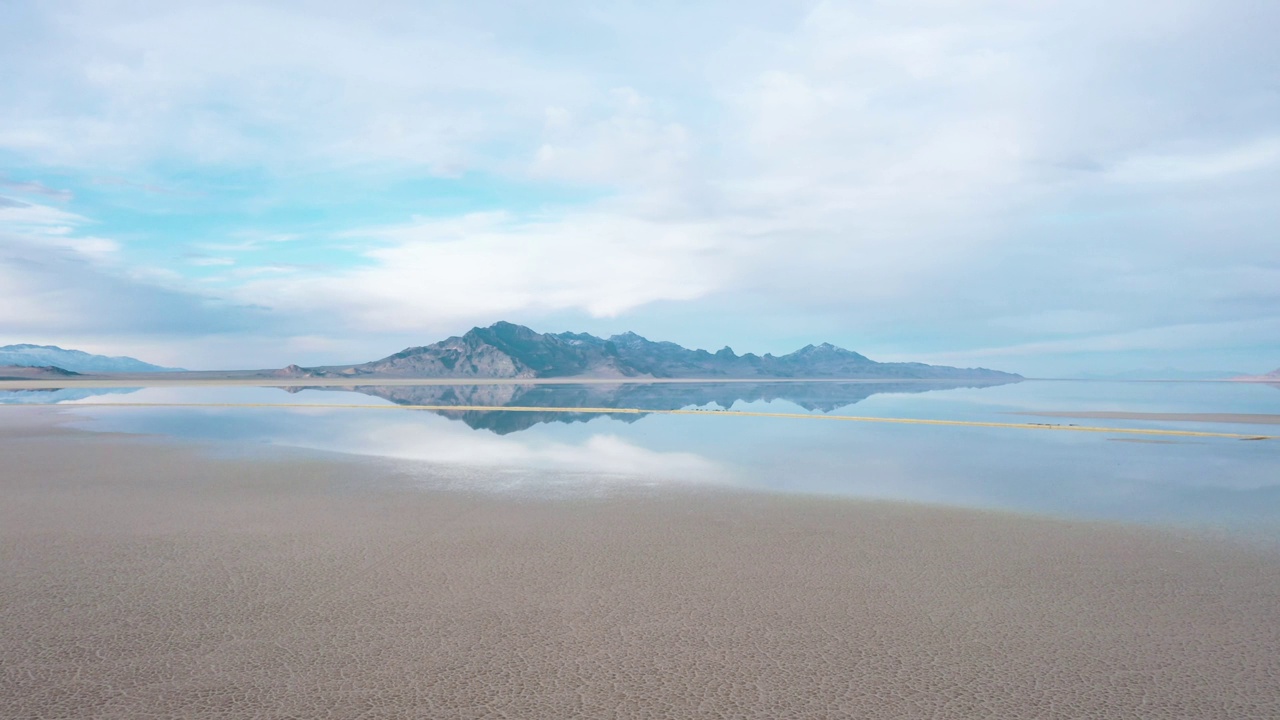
2, 410, 1279, 719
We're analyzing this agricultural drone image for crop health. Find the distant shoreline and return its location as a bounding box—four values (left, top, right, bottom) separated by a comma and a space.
0, 376, 1025, 390
3, 375, 1277, 390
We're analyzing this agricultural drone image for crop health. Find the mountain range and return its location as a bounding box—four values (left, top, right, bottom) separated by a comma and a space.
277, 322, 1021, 381
0, 344, 177, 374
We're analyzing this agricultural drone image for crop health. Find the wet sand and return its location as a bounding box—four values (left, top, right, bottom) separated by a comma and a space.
3, 411, 1279, 718
1015, 410, 1280, 425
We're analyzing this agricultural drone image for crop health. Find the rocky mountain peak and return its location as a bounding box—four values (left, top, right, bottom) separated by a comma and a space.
608, 331, 652, 347
275, 322, 1021, 382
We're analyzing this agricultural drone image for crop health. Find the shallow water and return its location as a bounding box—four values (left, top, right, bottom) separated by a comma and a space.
5, 380, 1278, 535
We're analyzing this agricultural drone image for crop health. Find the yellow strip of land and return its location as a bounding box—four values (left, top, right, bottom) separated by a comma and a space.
16, 402, 1276, 441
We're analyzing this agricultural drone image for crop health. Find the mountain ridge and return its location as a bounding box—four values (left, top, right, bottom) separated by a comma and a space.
0, 365, 82, 380
0, 344, 178, 374
279, 321, 1021, 381
1233, 368, 1280, 382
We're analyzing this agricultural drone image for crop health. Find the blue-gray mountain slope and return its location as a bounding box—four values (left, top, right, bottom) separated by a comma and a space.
285, 322, 1020, 381
0, 344, 177, 373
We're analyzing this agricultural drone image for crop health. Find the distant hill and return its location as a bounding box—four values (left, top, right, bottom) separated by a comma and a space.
278, 322, 1021, 381
0, 365, 81, 380
0, 344, 178, 374
1232, 368, 1280, 382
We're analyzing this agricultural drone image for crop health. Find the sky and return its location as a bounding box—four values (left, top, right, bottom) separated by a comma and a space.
1, 0, 1277, 376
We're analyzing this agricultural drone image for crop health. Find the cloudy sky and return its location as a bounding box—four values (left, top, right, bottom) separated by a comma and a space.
1, 0, 1277, 375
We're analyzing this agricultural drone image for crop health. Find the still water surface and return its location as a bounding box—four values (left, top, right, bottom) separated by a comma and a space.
6, 380, 1278, 536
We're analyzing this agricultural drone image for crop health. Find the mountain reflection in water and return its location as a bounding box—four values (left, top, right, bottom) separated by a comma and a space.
0, 387, 140, 404
283, 380, 1020, 434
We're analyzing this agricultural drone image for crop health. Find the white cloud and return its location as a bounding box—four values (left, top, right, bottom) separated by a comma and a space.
1, 0, 1278, 371
1107, 137, 1280, 183
0, 231, 262, 337
0, 177, 74, 201
239, 210, 734, 332
0, 198, 121, 260
901, 315, 1280, 369
0, 1, 587, 171
531, 87, 693, 186
187, 256, 235, 267
0, 201, 89, 234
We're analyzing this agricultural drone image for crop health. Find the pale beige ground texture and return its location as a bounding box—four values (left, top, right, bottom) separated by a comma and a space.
2, 410, 1279, 719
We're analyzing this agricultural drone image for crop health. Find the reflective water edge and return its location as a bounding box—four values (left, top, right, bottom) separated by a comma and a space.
4, 380, 1278, 537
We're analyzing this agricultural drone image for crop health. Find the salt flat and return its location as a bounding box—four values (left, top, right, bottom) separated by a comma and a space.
2, 409, 1278, 718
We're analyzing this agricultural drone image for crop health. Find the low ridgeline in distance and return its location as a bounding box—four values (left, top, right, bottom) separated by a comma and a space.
1233, 368, 1280, 384
0, 344, 180, 374
276, 322, 1022, 381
